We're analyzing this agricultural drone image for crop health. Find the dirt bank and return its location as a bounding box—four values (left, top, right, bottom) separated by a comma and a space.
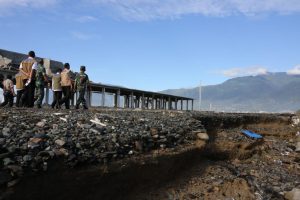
1, 110, 299, 200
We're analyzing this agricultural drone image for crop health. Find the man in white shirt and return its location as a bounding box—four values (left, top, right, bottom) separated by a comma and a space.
19, 51, 37, 107
0, 75, 15, 107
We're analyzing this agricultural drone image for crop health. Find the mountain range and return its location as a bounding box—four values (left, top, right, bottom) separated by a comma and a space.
161, 72, 300, 112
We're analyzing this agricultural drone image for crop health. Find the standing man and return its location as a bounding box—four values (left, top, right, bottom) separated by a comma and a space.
75, 66, 89, 109
35, 59, 48, 108
15, 71, 24, 107
20, 51, 37, 107
59, 63, 72, 109
0, 75, 15, 107
51, 69, 62, 109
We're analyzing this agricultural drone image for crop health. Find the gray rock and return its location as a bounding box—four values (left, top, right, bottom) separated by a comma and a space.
3, 158, 13, 166
23, 155, 32, 162
36, 121, 46, 128
2, 127, 10, 137
55, 139, 66, 147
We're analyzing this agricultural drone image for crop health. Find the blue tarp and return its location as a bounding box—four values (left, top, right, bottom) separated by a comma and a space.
241, 130, 263, 139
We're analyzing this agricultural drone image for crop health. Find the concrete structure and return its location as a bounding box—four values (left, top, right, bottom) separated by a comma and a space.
0, 49, 194, 110
85, 83, 194, 110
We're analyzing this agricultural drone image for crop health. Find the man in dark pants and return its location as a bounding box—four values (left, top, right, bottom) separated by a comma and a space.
0, 75, 15, 107
59, 63, 72, 109
51, 69, 62, 109
15, 72, 24, 107
35, 59, 48, 108
75, 66, 89, 109
20, 51, 37, 107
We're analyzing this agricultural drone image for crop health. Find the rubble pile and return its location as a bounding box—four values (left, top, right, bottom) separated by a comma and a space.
0, 109, 204, 191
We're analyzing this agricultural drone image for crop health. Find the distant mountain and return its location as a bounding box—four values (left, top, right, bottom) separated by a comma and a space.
161, 72, 300, 112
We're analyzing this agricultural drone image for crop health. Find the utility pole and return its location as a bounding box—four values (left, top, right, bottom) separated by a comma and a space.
199, 81, 202, 111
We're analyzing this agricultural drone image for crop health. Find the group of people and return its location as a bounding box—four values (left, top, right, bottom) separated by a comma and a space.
0, 51, 90, 109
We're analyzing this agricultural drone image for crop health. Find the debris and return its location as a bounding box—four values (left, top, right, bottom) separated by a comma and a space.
291, 116, 300, 126
60, 117, 67, 122
90, 119, 107, 127
241, 130, 263, 139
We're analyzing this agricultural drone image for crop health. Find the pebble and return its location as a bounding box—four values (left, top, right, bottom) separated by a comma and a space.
196, 132, 209, 141
2, 127, 10, 137
284, 188, 300, 200
55, 139, 66, 147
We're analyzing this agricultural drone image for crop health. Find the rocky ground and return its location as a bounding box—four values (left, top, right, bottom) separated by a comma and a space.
0, 108, 300, 200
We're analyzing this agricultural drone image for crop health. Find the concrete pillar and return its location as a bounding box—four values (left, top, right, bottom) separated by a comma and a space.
136, 96, 140, 108
181, 99, 183, 110
151, 95, 155, 110
146, 97, 150, 109
192, 99, 194, 111
127, 95, 130, 108
186, 100, 189, 111
168, 96, 171, 110
175, 98, 178, 110
123, 95, 127, 108
101, 88, 105, 107
114, 89, 121, 108
130, 92, 134, 108
141, 93, 145, 109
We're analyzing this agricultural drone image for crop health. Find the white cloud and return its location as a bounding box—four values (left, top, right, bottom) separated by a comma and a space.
222, 66, 268, 77
85, 0, 300, 21
287, 65, 300, 75
0, 0, 58, 15
0, 0, 58, 8
76, 15, 98, 23
71, 31, 93, 40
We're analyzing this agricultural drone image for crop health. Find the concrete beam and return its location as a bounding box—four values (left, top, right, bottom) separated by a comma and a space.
102, 87, 105, 107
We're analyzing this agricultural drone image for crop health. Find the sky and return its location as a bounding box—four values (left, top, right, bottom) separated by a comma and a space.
1, 0, 300, 91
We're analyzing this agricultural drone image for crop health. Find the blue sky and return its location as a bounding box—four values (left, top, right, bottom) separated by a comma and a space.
1, 0, 300, 91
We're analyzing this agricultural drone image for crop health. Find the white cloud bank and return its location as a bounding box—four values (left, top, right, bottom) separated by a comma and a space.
222, 66, 268, 77
1, 0, 300, 20
0, 0, 58, 8
86, 0, 300, 21
287, 65, 300, 75
0, 0, 58, 15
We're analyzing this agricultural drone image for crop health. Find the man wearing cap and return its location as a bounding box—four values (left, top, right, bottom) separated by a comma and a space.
75, 66, 89, 109
59, 63, 73, 109
20, 51, 37, 107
